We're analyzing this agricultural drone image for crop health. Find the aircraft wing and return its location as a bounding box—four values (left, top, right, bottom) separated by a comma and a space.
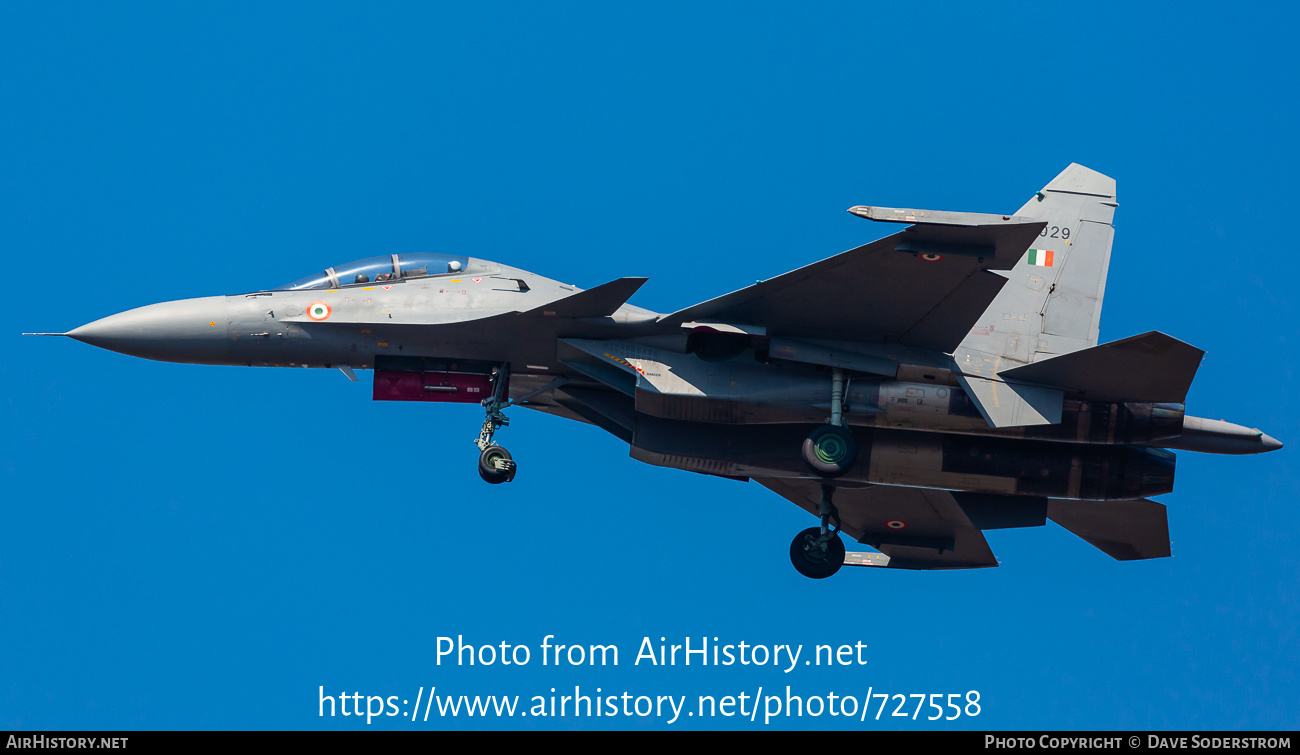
757, 480, 1004, 570
662, 219, 1043, 353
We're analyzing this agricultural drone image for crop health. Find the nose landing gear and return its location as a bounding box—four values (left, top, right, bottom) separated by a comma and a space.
469, 368, 569, 484
475, 365, 516, 484
478, 444, 516, 484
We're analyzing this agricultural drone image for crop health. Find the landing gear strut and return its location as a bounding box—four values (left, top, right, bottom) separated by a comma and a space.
475, 365, 516, 484
790, 484, 845, 579
792, 368, 853, 577
800, 368, 856, 477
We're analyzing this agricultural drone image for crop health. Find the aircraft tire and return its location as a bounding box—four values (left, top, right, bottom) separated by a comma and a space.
478, 446, 516, 484
801, 425, 857, 478
789, 527, 845, 579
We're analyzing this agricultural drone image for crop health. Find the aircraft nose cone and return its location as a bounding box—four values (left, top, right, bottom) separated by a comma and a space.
1260, 433, 1284, 452
68, 296, 229, 364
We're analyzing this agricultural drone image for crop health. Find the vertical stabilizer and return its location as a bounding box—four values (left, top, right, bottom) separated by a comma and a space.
958, 164, 1118, 365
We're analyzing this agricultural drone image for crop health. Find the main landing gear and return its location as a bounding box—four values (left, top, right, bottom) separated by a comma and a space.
475, 365, 516, 484
790, 485, 846, 579
791, 368, 854, 578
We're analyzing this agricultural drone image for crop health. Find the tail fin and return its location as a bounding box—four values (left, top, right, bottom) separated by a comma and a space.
959, 164, 1118, 363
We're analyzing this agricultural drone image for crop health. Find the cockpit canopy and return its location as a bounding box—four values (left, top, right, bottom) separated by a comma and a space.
276, 253, 471, 291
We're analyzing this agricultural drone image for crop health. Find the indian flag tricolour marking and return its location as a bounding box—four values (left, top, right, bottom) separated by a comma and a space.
1027, 248, 1055, 267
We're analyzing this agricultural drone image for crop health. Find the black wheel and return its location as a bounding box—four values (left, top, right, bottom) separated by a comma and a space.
801, 425, 857, 477
478, 446, 516, 484
789, 526, 845, 579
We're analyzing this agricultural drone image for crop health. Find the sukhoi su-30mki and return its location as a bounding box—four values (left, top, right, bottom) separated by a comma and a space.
31, 164, 1282, 577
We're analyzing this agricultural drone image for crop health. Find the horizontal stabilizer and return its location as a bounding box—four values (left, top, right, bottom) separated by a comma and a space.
1047, 498, 1171, 561
522, 277, 648, 318
954, 373, 1063, 428
999, 331, 1203, 402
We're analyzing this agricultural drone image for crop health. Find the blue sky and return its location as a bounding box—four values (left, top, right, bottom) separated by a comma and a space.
2, 2, 1296, 730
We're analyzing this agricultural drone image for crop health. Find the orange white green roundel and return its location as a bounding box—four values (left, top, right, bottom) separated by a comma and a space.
307, 301, 332, 320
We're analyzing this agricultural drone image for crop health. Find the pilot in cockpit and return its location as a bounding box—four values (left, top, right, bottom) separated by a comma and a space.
274, 253, 470, 292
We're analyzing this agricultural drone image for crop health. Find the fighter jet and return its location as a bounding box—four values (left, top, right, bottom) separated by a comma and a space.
28, 164, 1282, 577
